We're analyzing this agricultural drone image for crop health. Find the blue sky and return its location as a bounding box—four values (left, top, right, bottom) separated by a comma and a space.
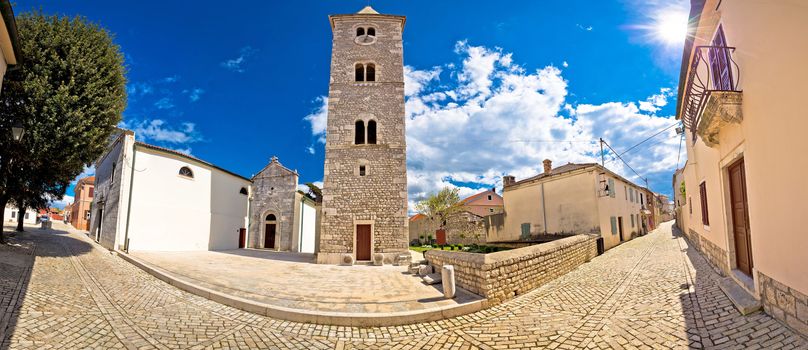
18, 0, 690, 208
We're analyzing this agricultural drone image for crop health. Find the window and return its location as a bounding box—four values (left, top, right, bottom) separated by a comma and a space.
355, 63, 365, 82
359, 165, 366, 176
111, 162, 116, 185
366, 63, 376, 82
179, 166, 194, 178
489, 208, 494, 213
239, 187, 248, 195
85, 210, 90, 219
709, 25, 733, 91
11, 211, 15, 218
356, 27, 365, 36
367, 120, 377, 144
624, 186, 628, 200
487, 195, 492, 201
640, 193, 644, 205
631, 214, 635, 228
688, 197, 692, 215
355, 120, 365, 144
629, 188, 634, 202
610, 216, 617, 235
367, 27, 375, 36
699, 182, 709, 226
89, 187, 94, 198
25, 213, 29, 220
608, 179, 615, 198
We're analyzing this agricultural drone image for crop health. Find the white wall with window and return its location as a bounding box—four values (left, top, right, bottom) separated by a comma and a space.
3, 205, 37, 225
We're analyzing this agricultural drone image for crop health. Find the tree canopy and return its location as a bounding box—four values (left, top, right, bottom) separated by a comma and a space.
415, 187, 462, 228
0, 12, 127, 241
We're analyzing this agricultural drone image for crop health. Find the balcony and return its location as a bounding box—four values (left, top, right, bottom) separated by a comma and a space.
681, 46, 743, 147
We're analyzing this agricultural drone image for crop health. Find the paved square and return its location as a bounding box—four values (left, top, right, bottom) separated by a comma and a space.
0, 221, 805, 349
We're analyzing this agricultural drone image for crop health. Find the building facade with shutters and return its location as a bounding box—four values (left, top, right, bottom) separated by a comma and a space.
676, 0, 808, 335
317, 6, 410, 264
69, 176, 95, 231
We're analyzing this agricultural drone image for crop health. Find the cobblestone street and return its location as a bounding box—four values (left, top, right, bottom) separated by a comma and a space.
0, 222, 805, 349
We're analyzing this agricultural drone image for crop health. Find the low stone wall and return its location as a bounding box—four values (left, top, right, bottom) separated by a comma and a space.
758, 272, 808, 336
425, 234, 598, 305
684, 228, 729, 276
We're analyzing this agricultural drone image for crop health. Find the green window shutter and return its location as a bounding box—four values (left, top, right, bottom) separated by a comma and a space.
630, 188, 634, 202
609, 179, 615, 198
610, 216, 617, 234
631, 214, 635, 227
520, 223, 531, 239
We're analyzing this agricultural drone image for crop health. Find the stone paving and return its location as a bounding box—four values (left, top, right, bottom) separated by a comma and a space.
0, 221, 806, 349
128, 248, 481, 314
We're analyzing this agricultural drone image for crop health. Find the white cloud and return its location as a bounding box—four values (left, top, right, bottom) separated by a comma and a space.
562, 61, 569, 68
120, 119, 202, 144
127, 82, 153, 97
70, 165, 96, 185
221, 46, 258, 73
49, 195, 74, 209
638, 87, 673, 113
303, 96, 328, 143
154, 97, 174, 110
576, 24, 594, 31
297, 181, 324, 193
307, 145, 315, 154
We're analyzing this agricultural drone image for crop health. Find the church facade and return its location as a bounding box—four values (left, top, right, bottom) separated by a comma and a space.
317, 6, 410, 264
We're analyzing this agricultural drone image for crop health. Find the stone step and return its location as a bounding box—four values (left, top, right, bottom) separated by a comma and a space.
718, 276, 762, 315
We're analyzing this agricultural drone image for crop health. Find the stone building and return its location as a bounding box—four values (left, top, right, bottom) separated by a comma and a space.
409, 189, 504, 245
248, 157, 304, 251
318, 6, 409, 264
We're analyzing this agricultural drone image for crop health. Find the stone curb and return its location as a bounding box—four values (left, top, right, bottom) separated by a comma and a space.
115, 250, 486, 327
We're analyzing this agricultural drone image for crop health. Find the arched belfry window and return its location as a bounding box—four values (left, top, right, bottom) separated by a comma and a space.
355, 120, 365, 144
367, 27, 375, 36
239, 187, 248, 195
366, 63, 376, 82
356, 27, 365, 37
355, 63, 364, 82
179, 166, 193, 178
367, 120, 377, 144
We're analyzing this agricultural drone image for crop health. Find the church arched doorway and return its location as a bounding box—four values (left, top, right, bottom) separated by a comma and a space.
264, 214, 277, 249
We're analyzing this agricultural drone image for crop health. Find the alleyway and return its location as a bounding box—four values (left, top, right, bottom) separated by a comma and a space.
0, 222, 805, 349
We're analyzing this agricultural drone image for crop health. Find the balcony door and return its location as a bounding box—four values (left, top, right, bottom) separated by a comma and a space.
709, 25, 734, 91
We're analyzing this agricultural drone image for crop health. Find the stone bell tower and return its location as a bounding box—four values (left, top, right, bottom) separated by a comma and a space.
317, 6, 409, 264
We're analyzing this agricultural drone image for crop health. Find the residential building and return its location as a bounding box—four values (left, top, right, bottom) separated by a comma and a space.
69, 176, 95, 231
408, 188, 503, 245
676, 0, 808, 335
89, 130, 250, 252
672, 167, 686, 229
493, 159, 646, 251
0, 0, 20, 91
318, 6, 410, 264
248, 156, 320, 253
639, 187, 657, 234
3, 205, 36, 225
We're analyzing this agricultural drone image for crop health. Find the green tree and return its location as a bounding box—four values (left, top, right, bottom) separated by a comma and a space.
415, 187, 462, 231
303, 182, 323, 203
0, 12, 127, 242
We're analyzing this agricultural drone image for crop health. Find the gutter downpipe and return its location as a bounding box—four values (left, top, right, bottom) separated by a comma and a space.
123, 142, 137, 253
541, 182, 548, 235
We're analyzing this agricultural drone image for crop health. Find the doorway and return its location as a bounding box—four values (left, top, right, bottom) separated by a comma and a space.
238, 228, 246, 249
264, 214, 276, 249
729, 158, 753, 276
356, 224, 371, 261
95, 209, 103, 242
617, 216, 624, 242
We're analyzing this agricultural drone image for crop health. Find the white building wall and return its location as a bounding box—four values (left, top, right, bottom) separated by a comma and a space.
209, 170, 250, 250
298, 200, 317, 253
126, 148, 213, 251
4, 206, 37, 225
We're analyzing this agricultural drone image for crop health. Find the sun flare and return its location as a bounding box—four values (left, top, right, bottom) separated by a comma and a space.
652, 7, 689, 45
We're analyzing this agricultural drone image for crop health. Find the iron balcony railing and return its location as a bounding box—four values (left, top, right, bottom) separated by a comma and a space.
681, 46, 742, 140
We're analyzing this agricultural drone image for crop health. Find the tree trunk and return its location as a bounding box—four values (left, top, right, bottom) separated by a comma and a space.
0, 196, 7, 243
16, 202, 24, 232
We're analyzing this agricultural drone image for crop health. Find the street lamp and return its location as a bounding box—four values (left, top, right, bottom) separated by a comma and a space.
11, 121, 25, 141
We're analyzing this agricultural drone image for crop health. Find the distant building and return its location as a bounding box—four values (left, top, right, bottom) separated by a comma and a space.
69, 176, 95, 231
3, 205, 36, 225
675, 0, 808, 335
409, 189, 503, 245
495, 159, 648, 251
0, 0, 21, 91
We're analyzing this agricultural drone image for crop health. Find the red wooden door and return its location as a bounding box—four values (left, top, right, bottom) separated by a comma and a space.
264, 224, 276, 249
436, 229, 447, 245
356, 224, 371, 261
238, 228, 246, 248
729, 159, 753, 276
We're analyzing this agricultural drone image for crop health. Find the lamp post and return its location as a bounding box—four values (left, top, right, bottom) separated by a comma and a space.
11, 121, 25, 141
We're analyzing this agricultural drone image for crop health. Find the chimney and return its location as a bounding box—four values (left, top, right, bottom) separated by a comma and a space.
543, 159, 553, 174
490, 187, 496, 193
503, 175, 516, 187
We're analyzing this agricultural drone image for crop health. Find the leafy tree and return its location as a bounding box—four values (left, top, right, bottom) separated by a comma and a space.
303, 182, 322, 203
0, 12, 127, 242
415, 187, 462, 231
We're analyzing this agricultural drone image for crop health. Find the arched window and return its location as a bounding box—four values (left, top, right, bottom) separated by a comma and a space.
355, 120, 365, 144
367, 120, 377, 144
356, 27, 365, 37
366, 63, 375, 81
266, 214, 276, 221
367, 27, 375, 36
239, 187, 248, 195
355, 63, 364, 82
179, 166, 193, 178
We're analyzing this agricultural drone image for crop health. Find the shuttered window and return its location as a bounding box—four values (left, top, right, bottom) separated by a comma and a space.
609, 179, 615, 198
631, 214, 635, 228
610, 216, 617, 235
699, 182, 709, 225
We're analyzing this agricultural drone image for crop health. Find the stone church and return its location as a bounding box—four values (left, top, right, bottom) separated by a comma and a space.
317, 6, 410, 264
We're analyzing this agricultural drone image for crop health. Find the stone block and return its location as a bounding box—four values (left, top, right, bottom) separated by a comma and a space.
340, 253, 354, 266
373, 253, 384, 266
422, 273, 442, 285
442, 265, 456, 299
418, 265, 433, 276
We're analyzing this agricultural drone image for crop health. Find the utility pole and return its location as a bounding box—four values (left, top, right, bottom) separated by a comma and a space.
599, 138, 605, 166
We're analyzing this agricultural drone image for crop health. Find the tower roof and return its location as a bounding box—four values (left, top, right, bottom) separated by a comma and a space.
357, 6, 379, 14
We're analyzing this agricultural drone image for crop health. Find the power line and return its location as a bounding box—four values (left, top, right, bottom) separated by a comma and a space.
618, 122, 679, 156
600, 139, 646, 184
676, 131, 684, 169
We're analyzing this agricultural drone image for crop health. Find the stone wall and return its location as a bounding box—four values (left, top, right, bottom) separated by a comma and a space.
425, 234, 598, 305
318, 11, 409, 263
759, 272, 808, 336
684, 228, 729, 276
249, 158, 297, 250
409, 212, 487, 245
